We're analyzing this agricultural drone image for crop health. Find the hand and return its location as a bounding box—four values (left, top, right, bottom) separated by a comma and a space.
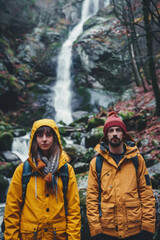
92, 233, 105, 240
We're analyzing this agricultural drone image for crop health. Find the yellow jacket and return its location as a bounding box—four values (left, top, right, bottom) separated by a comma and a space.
87, 139, 155, 239
4, 119, 81, 240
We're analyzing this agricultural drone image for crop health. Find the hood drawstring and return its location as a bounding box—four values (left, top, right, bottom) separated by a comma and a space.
52, 175, 57, 191
34, 231, 37, 239
52, 175, 58, 202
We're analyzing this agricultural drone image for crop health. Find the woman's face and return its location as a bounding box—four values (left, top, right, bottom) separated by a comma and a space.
36, 131, 54, 155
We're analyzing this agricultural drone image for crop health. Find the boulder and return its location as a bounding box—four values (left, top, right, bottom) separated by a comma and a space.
0, 174, 9, 203
0, 132, 13, 151
85, 126, 103, 148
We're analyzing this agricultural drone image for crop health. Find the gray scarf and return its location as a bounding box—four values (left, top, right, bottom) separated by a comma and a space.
36, 150, 60, 176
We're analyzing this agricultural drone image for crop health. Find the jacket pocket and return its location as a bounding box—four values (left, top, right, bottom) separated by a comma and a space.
100, 202, 115, 228
125, 201, 142, 229
53, 220, 67, 240
20, 222, 38, 240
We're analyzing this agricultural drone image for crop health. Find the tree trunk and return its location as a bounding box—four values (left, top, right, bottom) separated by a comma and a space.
143, 0, 160, 116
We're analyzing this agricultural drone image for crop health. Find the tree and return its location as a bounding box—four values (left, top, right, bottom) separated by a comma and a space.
142, 0, 160, 116
112, 0, 160, 116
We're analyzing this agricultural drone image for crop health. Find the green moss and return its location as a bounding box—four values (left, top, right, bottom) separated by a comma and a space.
0, 131, 13, 151
77, 87, 92, 111
87, 118, 105, 131
58, 127, 69, 137
49, 42, 62, 50
119, 110, 135, 120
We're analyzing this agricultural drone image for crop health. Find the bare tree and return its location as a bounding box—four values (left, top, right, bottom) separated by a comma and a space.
142, 0, 160, 116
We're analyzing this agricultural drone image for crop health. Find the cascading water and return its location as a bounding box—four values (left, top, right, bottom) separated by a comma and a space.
12, 133, 30, 162
50, 0, 100, 125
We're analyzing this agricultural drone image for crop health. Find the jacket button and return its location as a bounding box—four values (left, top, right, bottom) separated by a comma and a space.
46, 208, 49, 212
46, 193, 49, 197
44, 228, 48, 232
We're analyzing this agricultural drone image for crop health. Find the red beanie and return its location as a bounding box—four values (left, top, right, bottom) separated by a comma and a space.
103, 111, 127, 136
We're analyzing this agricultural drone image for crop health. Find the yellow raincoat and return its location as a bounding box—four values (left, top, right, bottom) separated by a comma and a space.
4, 119, 81, 240
87, 138, 155, 239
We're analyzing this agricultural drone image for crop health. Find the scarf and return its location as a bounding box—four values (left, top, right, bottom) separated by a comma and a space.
35, 150, 60, 185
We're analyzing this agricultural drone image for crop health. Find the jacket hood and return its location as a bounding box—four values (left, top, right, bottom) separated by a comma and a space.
28, 119, 69, 171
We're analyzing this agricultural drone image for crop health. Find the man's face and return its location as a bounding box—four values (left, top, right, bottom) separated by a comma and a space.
107, 126, 124, 147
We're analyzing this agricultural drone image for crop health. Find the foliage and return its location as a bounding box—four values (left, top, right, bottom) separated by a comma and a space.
112, 0, 160, 115
151, 173, 160, 189
118, 110, 135, 120
83, 148, 96, 163
0, 0, 36, 35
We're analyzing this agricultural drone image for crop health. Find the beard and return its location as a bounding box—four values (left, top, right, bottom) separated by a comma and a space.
108, 138, 123, 147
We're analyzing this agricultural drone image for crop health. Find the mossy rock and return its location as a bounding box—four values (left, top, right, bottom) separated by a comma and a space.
0, 174, 9, 203
119, 110, 135, 120
0, 162, 19, 178
69, 115, 90, 126
58, 127, 70, 137
76, 172, 88, 205
151, 173, 160, 189
0, 131, 13, 151
85, 127, 104, 148
70, 132, 82, 144
87, 118, 105, 131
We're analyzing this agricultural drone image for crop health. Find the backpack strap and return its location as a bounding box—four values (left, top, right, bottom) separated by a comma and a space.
96, 154, 103, 218
58, 163, 69, 216
130, 156, 139, 174
21, 161, 35, 210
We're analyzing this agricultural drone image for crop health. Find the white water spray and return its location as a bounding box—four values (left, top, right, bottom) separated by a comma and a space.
51, 0, 100, 124
11, 133, 30, 162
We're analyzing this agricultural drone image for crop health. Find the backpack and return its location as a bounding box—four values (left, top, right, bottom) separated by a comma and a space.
96, 153, 160, 232
1, 160, 69, 233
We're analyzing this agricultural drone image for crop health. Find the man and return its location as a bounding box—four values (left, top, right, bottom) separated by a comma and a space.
87, 111, 155, 240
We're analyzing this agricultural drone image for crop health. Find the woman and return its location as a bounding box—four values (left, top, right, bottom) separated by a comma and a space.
4, 119, 81, 240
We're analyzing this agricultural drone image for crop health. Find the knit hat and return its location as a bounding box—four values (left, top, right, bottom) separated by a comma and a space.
103, 111, 127, 136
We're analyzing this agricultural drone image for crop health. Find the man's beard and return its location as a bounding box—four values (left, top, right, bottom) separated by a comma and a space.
109, 138, 123, 147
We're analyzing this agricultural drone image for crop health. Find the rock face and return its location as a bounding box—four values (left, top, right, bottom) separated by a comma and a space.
71, 5, 131, 93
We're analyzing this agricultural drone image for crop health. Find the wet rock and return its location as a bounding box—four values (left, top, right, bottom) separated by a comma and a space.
64, 143, 87, 161
85, 127, 103, 148
0, 175, 9, 203
0, 151, 21, 163
87, 117, 105, 131
73, 162, 89, 174
0, 132, 13, 151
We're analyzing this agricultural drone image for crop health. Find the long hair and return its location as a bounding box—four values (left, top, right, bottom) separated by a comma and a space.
31, 126, 60, 159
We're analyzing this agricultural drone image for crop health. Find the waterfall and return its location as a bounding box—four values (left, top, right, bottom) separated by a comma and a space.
11, 133, 30, 162
51, 0, 100, 125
